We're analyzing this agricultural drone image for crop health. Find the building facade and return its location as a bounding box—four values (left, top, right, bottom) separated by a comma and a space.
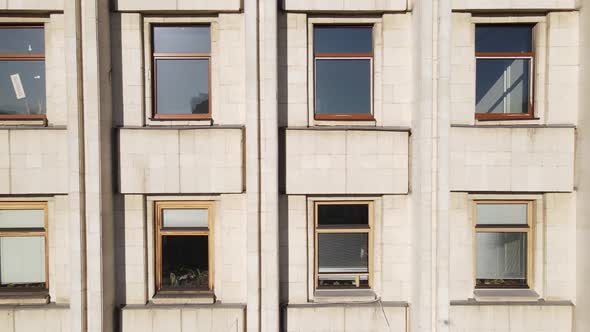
0, 0, 587, 331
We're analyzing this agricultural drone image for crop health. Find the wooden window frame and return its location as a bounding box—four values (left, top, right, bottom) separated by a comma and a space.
314, 201, 373, 289
473, 200, 534, 289
0, 25, 46, 121
154, 201, 214, 293
151, 24, 212, 121
0, 201, 48, 292
475, 24, 535, 121
313, 25, 374, 121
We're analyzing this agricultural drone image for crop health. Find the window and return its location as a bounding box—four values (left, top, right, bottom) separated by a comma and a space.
313, 26, 373, 120
0, 202, 47, 291
475, 201, 533, 288
152, 25, 211, 120
475, 24, 534, 120
155, 201, 213, 292
315, 202, 372, 289
0, 26, 46, 120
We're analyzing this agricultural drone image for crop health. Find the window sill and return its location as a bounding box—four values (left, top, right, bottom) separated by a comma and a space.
313, 289, 376, 304
473, 289, 540, 302
151, 291, 215, 305
313, 119, 377, 127
0, 291, 49, 305
0, 119, 47, 126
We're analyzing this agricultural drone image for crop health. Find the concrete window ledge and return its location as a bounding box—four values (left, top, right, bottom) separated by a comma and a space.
0, 292, 50, 305
462, 289, 542, 303
151, 291, 215, 305
313, 289, 377, 304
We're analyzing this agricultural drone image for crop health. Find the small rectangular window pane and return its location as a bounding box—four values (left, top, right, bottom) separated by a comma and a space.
318, 204, 369, 226
476, 232, 527, 286
0, 209, 44, 228
318, 233, 368, 273
315, 59, 371, 115
161, 235, 209, 290
0, 27, 44, 54
314, 26, 373, 54
477, 203, 528, 225
153, 26, 210, 54
155, 59, 209, 115
0, 60, 46, 116
162, 209, 208, 228
0, 236, 45, 287
476, 59, 529, 114
475, 25, 533, 53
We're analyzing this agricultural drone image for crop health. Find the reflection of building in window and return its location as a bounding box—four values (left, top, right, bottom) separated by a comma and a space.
155, 201, 213, 292
475, 24, 534, 120
152, 25, 211, 120
315, 202, 372, 289
475, 201, 533, 289
314, 26, 374, 120
0, 26, 46, 119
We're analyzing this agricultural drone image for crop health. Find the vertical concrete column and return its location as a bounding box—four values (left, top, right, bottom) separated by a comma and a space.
435, 0, 451, 330
80, 0, 116, 331
244, 0, 261, 331
64, 0, 87, 331
259, 0, 280, 331
411, 0, 435, 331
576, 2, 590, 331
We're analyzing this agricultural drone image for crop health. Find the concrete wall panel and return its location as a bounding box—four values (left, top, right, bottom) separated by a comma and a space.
0, 129, 68, 195
450, 127, 574, 192
283, 0, 407, 12
114, 0, 241, 12
119, 128, 244, 194
284, 305, 407, 332
120, 305, 245, 332
285, 130, 409, 194
450, 305, 573, 332
0, 0, 63, 10
0, 305, 70, 332
452, 0, 578, 10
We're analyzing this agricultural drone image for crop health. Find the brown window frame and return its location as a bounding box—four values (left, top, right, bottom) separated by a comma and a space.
314, 201, 373, 289
473, 200, 533, 289
475, 24, 535, 121
0, 25, 46, 122
154, 201, 214, 293
0, 201, 49, 293
313, 25, 374, 121
151, 24, 212, 121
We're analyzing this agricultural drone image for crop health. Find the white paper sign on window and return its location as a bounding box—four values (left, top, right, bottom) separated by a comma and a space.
10, 73, 26, 100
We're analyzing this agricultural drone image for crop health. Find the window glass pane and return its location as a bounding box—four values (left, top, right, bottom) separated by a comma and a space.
476, 232, 527, 285
161, 235, 208, 290
475, 25, 533, 53
0, 236, 45, 287
315, 59, 371, 115
318, 204, 369, 226
314, 26, 372, 54
162, 209, 208, 228
0, 209, 44, 228
477, 203, 528, 225
318, 233, 368, 273
0, 60, 45, 116
155, 59, 209, 115
476, 59, 529, 114
153, 26, 210, 54
0, 28, 44, 54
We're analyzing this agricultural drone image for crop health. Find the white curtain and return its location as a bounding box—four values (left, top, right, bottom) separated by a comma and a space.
0, 236, 45, 284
